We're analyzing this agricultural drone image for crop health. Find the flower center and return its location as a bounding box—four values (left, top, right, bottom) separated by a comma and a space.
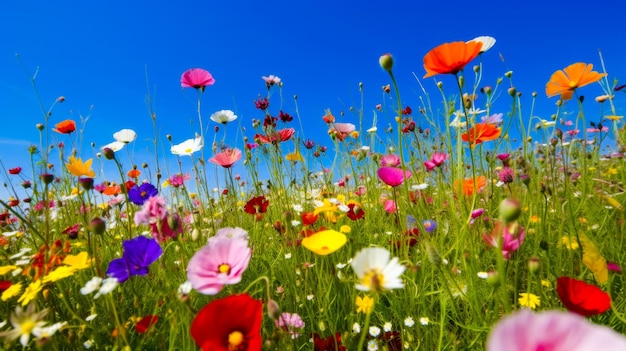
21, 319, 36, 335
361, 269, 384, 292
228, 331, 244, 350
141, 191, 147, 197
218, 264, 231, 274
569, 80, 578, 89
185, 148, 192, 154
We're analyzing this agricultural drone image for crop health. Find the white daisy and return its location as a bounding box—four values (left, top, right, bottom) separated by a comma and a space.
210, 110, 238, 124
170, 136, 203, 156
351, 247, 405, 292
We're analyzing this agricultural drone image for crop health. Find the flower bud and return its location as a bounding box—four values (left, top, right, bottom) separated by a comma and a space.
103, 148, 115, 160
505, 71, 513, 78
267, 299, 281, 320
40, 173, 54, 185
508, 87, 516, 97
36, 123, 44, 131
90, 217, 107, 235
528, 256, 540, 273
499, 198, 521, 223
379, 54, 394, 72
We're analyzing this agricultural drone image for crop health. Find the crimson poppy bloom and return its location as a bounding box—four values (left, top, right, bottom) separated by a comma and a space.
181, 68, 215, 91
461, 123, 501, 146
301, 212, 319, 226
135, 315, 158, 334
254, 128, 295, 144
556, 276, 611, 316
346, 203, 365, 220
54, 119, 77, 134
423, 41, 483, 78
0, 280, 11, 292
191, 294, 262, 351
8, 167, 22, 175
244, 196, 269, 221
312, 332, 346, 351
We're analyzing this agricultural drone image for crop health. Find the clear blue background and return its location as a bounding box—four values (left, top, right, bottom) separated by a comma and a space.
2, 0, 626, 199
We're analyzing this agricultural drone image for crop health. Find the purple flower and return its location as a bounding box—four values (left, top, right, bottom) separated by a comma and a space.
377, 167, 411, 187
187, 236, 252, 295
128, 183, 158, 206
498, 167, 515, 184
423, 220, 437, 233
487, 309, 626, 351
481, 112, 503, 126
107, 236, 163, 283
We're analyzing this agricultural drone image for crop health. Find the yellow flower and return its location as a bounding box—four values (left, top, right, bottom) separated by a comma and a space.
1, 283, 23, 301
355, 295, 374, 314
605, 168, 618, 176
339, 225, 351, 234
529, 215, 540, 223
285, 149, 304, 162
518, 293, 540, 309
541, 280, 552, 288
43, 266, 77, 284
560, 236, 579, 250
66, 155, 96, 178
0, 265, 17, 275
301, 230, 347, 256
17, 280, 43, 306
162, 179, 171, 188
63, 251, 91, 270
314, 199, 339, 223
606, 115, 623, 121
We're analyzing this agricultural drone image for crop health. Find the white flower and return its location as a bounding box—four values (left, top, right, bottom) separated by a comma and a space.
404, 317, 415, 327
369, 326, 381, 337
210, 110, 238, 124
351, 247, 405, 292
367, 340, 379, 350
84, 339, 94, 349
477, 272, 489, 279
467, 36, 496, 53
306, 294, 315, 301
85, 314, 97, 322
80, 277, 102, 295
383, 322, 392, 332
352, 322, 361, 333
32, 322, 66, 339
291, 220, 301, 227
284, 253, 292, 259
449, 112, 466, 128
411, 183, 429, 190
101, 141, 125, 152
367, 126, 378, 133
10, 248, 31, 260
113, 129, 137, 143
171, 136, 203, 156
262, 75, 281, 86
177, 281, 193, 298
292, 204, 303, 212
93, 278, 118, 299
0, 304, 49, 348
420, 317, 430, 325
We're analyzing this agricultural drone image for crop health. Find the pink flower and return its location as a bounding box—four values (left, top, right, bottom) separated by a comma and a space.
384, 199, 397, 213
381, 154, 401, 167
181, 68, 215, 91
187, 236, 252, 295
209, 148, 242, 168
487, 309, 626, 351
482, 222, 525, 260
424, 152, 448, 171
275, 312, 305, 339
333, 122, 356, 134
210, 227, 249, 243
134, 196, 168, 225
262, 75, 281, 86
377, 167, 411, 187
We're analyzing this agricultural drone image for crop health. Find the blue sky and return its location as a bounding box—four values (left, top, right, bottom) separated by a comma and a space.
2, 1, 626, 199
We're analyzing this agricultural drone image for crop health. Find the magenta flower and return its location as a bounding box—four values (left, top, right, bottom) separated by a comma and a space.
424, 152, 448, 171
482, 222, 525, 260
275, 312, 305, 339
607, 262, 622, 273
181, 68, 215, 91
209, 148, 242, 168
187, 236, 252, 295
381, 154, 401, 167
384, 199, 397, 213
487, 309, 626, 351
377, 167, 411, 187
134, 196, 168, 225
169, 173, 191, 188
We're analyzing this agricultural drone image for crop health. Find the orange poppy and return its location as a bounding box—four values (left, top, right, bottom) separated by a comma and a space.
423, 41, 483, 78
53, 120, 77, 134
103, 184, 121, 196
461, 123, 501, 146
127, 169, 141, 178
546, 63, 607, 100
455, 175, 487, 196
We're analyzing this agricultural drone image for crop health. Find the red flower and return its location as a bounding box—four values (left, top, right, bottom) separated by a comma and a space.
254, 128, 295, 144
244, 196, 269, 215
181, 68, 215, 91
54, 119, 76, 134
191, 294, 262, 351
0, 280, 11, 292
461, 123, 501, 146
301, 212, 319, 226
254, 97, 269, 110
556, 276, 611, 316
8, 167, 22, 175
312, 332, 346, 351
346, 203, 365, 220
423, 41, 483, 78
135, 315, 159, 334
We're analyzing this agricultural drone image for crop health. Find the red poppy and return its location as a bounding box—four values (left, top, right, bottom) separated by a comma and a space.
103, 185, 122, 196
556, 276, 611, 316
244, 196, 269, 215
254, 128, 295, 144
461, 123, 501, 146
301, 212, 319, 226
127, 169, 141, 178
191, 294, 262, 351
53, 119, 77, 134
312, 332, 346, 351
423, 41, 483, 78
135, 315, 159, 334
0, 280, 11, 292
8, 167, 22, 175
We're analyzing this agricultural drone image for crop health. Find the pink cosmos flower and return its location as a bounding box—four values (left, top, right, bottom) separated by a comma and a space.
187, 236, 252, 295
424, 152, 448, 171
381, 154, 401, 167
134, 196, 168, 225
275, 312, 305, 339
209, 227, 249, 243
377, 167, 411, 187
333, 122, 356, 134
181, 68, 215, 91
487, 309, 626, 351
384, 199, 397, 213
208, 148, 242, 168
482, 222, 525, 260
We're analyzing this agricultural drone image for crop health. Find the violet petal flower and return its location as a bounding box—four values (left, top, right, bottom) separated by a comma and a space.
128, 183, 158, 206
107, 236, 163, 283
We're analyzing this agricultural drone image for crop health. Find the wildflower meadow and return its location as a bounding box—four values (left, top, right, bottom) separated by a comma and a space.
3, 35, 626, 351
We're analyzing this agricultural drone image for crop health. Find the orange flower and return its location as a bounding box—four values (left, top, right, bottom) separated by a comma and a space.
546, 63, 607, 100
455, 176, 487, 196
127, 169, 141, 178
103, 184, 121, 196
461, 123, 501, 146
423, 41, 483, 78
54, 120, 77, 134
